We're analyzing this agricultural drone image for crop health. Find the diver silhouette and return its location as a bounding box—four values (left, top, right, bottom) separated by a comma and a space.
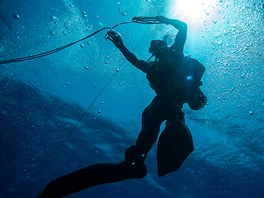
38, 16, 207, 198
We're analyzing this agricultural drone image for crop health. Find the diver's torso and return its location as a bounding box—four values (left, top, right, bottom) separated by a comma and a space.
146, 52, 194, 103
147, 64, 190, 102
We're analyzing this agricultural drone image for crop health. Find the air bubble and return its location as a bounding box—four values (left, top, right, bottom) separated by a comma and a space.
82, 11, 87, 18
49, 30, 56, 36
12, 13, 20, 20
121, 11, 127, 16
80, 44, 85, 48
249, 111, 253, 115
51, 16, 58, 23
64, 21, 71, 29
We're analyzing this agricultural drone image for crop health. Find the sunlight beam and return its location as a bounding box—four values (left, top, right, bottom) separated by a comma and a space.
169, 0, 217, 26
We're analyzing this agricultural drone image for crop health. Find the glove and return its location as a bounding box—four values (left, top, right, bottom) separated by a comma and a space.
156, 16, 170, 25
106, 30, 124, 48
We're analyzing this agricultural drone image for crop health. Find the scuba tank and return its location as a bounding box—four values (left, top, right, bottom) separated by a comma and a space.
182, 57, 207, 110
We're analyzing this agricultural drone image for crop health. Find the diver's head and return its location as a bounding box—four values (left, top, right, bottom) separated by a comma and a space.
149, 40, 167, 58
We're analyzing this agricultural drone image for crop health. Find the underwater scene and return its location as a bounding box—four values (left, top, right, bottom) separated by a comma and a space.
0, 0, 263, 197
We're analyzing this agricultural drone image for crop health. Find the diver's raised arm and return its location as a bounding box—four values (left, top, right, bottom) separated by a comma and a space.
156, 16, 187, 54
106, 30, 149, 73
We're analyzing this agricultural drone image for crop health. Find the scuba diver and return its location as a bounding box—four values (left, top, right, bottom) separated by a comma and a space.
38, 16, 207, 198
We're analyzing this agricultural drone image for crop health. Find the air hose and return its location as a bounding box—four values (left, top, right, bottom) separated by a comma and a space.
0, 16, 159, 65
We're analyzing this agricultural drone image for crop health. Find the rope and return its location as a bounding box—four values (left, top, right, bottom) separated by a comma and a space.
0, 22, 133, 65
0, 28, 112, 65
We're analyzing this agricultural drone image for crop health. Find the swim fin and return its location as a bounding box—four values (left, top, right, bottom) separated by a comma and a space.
38, 161, 146, 198
157, 120, 194, 177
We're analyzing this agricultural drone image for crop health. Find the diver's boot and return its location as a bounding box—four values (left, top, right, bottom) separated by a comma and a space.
38, 145, 147, 198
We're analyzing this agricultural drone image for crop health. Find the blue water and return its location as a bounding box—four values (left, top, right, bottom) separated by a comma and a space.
0, 0, 263, 197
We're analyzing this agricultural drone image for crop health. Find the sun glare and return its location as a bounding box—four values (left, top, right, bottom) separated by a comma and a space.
169, 0, 217, 25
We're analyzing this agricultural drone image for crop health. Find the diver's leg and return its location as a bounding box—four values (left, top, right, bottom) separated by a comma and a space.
136, 97, 165, 154
38, 147, 146, 198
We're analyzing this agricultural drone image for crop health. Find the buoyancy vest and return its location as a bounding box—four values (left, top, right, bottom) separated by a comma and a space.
146, 56, 207, 110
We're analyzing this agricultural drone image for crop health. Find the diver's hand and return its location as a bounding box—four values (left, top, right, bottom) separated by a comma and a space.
106, 30, 124, 48
156, 16, 170, 24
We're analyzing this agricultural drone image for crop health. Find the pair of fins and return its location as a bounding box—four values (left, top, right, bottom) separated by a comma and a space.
38, 121, 194, 197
